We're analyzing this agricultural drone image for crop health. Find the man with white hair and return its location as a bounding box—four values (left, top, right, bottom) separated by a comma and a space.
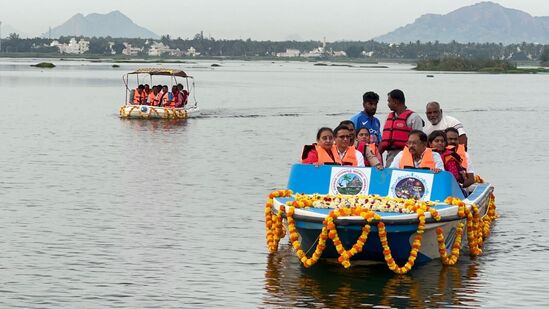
424, 101, 468, 147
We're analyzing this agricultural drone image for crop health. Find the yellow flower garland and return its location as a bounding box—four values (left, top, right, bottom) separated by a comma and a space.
264, 190, 497, 274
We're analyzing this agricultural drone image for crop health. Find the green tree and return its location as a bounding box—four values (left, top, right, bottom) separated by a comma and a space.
541, 47, 549, 65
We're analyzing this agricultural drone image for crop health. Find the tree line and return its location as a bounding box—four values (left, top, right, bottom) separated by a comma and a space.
1, 32, 548, 64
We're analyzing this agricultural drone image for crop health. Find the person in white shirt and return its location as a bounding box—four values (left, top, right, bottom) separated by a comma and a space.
389, 130, 444, 172
333, 125, 365, 167
424, 101, 468, 147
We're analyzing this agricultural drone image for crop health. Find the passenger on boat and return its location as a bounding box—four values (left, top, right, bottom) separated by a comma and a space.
380, 89, 425, 167
333, 125, 365, 167
389, 130, 444, 172
177, 83, 189, 107
144, 84, 151, 96
132, 84, 147, 105
428, 130, 464, 182
148, 85, 160, 106
301, 127, 335, 166
424, 101, 468, 147
445, 127, 475, 187
355, 127, 383, 169
159, 85, 172, 107
339, 120, 356, 146
350, 91, 382, 145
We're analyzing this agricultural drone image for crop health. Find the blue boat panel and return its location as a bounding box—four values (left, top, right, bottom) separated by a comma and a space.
287, 164, 465, 201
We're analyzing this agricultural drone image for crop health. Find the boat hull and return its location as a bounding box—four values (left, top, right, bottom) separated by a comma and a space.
119, 105, 200, 119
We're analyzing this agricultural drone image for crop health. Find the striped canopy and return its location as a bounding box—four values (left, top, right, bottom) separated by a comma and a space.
128, 68, 189, 77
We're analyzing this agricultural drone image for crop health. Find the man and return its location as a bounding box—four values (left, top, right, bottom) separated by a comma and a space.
380, 89, 425, 167
177, 83, 189, 107
132, 84, 146, 105
445, 127, 475, 187
389, 130, 444, 172
350, 91, 382, 145
332, 125, 365, 167
424, 101, 468, 147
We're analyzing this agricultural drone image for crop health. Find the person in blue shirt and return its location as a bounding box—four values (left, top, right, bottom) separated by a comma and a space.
350, 91, 382, 145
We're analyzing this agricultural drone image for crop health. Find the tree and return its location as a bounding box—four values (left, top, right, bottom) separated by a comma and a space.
345, 45, 363, 58
112, 42, 125, 55
8, 32, 20, 40
541, 47, 549, 65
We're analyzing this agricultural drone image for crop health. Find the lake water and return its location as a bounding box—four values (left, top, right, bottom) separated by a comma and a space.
1, 58, 548, 308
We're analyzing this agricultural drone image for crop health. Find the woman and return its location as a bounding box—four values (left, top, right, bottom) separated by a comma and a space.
428, 130, 463, 183
356, 128, 383, 169
301, 127, 336, 165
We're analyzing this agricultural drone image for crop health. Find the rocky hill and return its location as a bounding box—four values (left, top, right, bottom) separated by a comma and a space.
43, 10, 159, 39
374, 1, 549, 44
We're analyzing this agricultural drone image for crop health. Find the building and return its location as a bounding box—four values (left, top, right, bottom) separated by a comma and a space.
123, 43, 142, 56
276, 49, 301, 57
51, 38, 90, 54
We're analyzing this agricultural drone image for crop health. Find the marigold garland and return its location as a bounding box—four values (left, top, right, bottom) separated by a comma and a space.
265, 190, 497, 274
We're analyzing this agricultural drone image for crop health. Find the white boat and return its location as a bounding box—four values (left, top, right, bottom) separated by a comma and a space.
119, 68, 200, 119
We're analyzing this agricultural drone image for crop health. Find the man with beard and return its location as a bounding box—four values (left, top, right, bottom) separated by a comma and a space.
389, 130, 444, 172
350, 91, 382, 145
424, 101, 468, 147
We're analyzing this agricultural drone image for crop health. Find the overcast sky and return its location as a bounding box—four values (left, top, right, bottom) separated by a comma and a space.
1, 0, 549, 40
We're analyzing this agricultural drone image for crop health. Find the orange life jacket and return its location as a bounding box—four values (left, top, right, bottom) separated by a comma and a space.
159, 91, 171, 106
315, 145, 338, 164
333, 145, 358, 166
133, 89, 146, 104
399, 147, 436, 169
148, 92, 159, 106
447, 145, 468, 170
381, 109, 414, 151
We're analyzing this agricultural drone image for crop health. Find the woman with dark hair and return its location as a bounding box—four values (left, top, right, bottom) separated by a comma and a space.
356, 128, 383, 169
428, 130, 463, 183
301, 127, 336, 165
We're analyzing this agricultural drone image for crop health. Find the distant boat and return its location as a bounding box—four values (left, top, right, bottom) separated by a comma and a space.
119, 68, 200, 119
426, 74, 435, 77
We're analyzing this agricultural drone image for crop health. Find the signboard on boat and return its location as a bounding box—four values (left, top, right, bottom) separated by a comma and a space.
329, 167, 371, 195
388, 170, 434, 201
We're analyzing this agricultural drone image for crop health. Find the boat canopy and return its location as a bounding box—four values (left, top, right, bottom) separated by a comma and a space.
127, 68, 191, 78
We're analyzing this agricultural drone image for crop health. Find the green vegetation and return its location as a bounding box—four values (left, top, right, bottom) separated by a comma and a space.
31, 62, 56, 68
541, 47, 549, 67
415, 57, 549, 73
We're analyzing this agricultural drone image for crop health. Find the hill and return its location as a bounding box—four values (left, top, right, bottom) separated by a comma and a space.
43, 10, 159, 39
374, 1, 549, 44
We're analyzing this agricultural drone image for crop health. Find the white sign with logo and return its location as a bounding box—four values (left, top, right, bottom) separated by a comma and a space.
329, 167, 372, 196
388, 170, 434, 201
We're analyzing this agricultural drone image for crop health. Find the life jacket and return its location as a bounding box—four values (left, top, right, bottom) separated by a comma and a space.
133, 89, 146, 104
399, 146, 436, 169
381, 109, 414, 151
357, 142, 382, 167
333, 145, 358, 166
300, 144, 338, 164
438, 148, 464, 182
446, 145, 468, 170
148, 92, 159, 106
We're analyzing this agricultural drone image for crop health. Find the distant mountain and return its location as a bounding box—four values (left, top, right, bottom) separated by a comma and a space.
43, 10, 159, 39
374, 1, 549, 44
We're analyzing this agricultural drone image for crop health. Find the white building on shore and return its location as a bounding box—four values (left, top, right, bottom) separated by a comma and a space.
276, 49, 301, 57
51, 38, 90, 54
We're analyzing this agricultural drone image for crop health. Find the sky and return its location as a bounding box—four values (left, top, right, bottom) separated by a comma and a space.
1, 0, 549, 40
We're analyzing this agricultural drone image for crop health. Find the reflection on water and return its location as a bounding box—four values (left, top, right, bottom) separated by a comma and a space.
119, 118, 189, 131
263, 246, 482, 308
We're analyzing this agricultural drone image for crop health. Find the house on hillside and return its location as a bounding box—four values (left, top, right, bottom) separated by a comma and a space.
123, 43, 142, 56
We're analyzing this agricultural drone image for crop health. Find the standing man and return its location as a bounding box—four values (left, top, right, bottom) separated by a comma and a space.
380, 89, 424, 167
350, 91, 382, 145
424, 101, 468, 147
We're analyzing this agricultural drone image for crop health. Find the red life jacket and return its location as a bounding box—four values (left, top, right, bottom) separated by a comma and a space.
381, 109, 414, 151
399, 147, 435, 169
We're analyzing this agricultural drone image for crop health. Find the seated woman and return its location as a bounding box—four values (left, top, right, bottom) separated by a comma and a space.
428, 130, 464, 183
355, 128, 383, 169
301, 127, 336, 165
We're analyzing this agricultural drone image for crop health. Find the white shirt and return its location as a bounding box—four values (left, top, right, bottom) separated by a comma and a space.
389, 150, 445, 170
355, 150, 365, 167
424, 115, 466, 136
406, 112, 425, 130
465, 152, 474, 174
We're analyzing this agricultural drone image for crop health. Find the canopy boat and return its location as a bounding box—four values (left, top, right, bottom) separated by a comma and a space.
119, 68, 200, 119
265, 164, 496, 273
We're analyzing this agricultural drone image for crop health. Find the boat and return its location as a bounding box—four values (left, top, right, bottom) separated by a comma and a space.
265, 164, 497, 273
119, 68, 200, 119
